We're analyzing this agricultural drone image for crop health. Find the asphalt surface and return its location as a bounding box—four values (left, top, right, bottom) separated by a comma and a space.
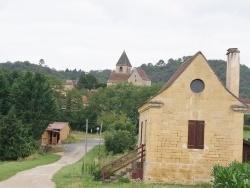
0, 139, 102, 188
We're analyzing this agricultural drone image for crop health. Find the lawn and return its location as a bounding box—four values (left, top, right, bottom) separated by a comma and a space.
0, 153, 61, 182
63, 130, 102, 143
244, 130, 250, 140
53, 146, 212, 188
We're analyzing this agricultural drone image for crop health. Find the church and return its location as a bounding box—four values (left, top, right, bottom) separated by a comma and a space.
107, 51, 151, 86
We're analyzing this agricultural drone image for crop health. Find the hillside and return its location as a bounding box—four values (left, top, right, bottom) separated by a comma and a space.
0, 58, 249, 98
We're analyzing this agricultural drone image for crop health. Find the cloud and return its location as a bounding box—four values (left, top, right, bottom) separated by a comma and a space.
0, 0, 249, 71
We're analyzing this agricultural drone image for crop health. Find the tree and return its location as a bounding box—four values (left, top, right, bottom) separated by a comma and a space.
9, 71, 60, 140
88, 83, 163, 126
39, 59, 45, 66
0, 106, 36, 160
77, 73, 98, 90
0, 70, 10, 115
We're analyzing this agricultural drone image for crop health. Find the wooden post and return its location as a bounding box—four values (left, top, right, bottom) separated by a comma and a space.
84, 119, 88, 175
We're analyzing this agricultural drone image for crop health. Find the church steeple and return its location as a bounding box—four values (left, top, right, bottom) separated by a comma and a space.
116, 51, 132, 73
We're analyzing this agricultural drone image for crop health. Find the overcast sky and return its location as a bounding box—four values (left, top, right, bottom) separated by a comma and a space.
1, 0, 250, 71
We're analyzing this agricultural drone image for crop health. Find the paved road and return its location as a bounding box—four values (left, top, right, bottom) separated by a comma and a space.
0, 139, 102, 188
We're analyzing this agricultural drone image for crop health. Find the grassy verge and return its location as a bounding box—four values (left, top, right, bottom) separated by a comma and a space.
53, 145, 212, 188
244, 130, 250, 140
0, 153, 61, 182
63, 131, 103, 143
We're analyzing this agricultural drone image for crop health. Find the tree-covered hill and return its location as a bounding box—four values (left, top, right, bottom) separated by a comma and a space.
140, 58, 250, 98
0, 57, 249, 98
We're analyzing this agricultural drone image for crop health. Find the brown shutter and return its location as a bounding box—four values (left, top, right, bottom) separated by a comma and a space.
196, 121, 205, 149
188, 120, 196, 149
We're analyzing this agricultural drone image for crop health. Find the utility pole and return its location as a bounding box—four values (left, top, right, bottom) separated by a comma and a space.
84, 119, 88, 175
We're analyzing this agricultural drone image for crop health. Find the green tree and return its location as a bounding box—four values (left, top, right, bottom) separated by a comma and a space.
0, 70, 10, 115
77, 73, 98, 90
10, 71, 60, 140
88, 83, 163, 126
0, 106, 36, 160
245, 114, 250, 125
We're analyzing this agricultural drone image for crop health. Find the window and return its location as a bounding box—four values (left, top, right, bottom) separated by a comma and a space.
119, 67, 123, 72
190, 79, 204, 93
188, 120, 205, 149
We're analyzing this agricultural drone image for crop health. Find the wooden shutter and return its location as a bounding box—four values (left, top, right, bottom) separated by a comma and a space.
188, 120, 196, 149
196, 121, 205, 149
188, 120, 205, 149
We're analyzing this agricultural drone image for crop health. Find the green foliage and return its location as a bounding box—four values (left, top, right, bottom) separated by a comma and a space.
88, 83, 163, 126
77, 73, 98, 90
9, 71, 60, 140
0, 107, 36, 160
118, 177, 131, 183
212, 161, 250, 188
245, 115, 250, 126
0, 70, 10, 115
104, 130, 136, 154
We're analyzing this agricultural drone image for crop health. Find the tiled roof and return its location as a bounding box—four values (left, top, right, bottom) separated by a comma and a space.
107, 72, 131, 83
116, 51, 132, 67
47, 122, 69, 130
137, 69, 151, 81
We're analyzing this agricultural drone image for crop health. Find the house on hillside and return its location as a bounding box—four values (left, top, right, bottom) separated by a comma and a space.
64, 80, 76, 91
107, 51, 151, 86
41, 122, 71, 145
137, 48, 247, 184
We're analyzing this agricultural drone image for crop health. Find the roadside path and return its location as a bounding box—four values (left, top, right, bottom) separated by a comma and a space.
0, 139, 101, 188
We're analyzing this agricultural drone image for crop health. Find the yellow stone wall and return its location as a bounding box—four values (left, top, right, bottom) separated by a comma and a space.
138, 53, 244, 184
128, 70, 151, 86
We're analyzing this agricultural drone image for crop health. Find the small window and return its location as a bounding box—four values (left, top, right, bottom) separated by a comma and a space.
190, 79, 204, 93
119, 67, 123, 72
188, 120, 205, 149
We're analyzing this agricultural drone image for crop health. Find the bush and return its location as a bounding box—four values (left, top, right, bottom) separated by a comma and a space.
104, 130, 135, 154
212, 161, 250, 188
118, 177, 131, 183
245, 114, 250, 126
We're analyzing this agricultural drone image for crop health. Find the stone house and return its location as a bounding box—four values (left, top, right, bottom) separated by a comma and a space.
64, 80, 75, 91
41, 122, 71, 145
107, 51, 151, 86
137, 48, 247, 184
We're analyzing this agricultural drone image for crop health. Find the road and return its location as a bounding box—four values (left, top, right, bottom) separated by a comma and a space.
0, 139, 102, 188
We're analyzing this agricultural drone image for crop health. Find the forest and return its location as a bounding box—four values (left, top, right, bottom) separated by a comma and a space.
0, 56, 249, 98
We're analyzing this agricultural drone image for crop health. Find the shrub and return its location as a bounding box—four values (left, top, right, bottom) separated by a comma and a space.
104, 130, 135, 154
212, 161, 250, 188
118, 177, 131, 183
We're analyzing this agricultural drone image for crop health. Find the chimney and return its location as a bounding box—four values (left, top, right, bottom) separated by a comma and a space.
226, 48, 240, 97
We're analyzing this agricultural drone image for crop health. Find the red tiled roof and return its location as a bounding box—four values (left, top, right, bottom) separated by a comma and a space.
47, 122, 69, 130
137, 69, 151, 81
107, 72, 131, 83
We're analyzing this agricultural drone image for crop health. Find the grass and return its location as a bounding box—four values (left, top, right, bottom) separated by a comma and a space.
63, 131, 103, 143
244, 130, 250, 140
0, 153, 61, 182
53, 145, 212, 188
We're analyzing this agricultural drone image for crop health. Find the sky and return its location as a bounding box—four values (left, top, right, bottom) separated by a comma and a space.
1, 0, 250, 71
